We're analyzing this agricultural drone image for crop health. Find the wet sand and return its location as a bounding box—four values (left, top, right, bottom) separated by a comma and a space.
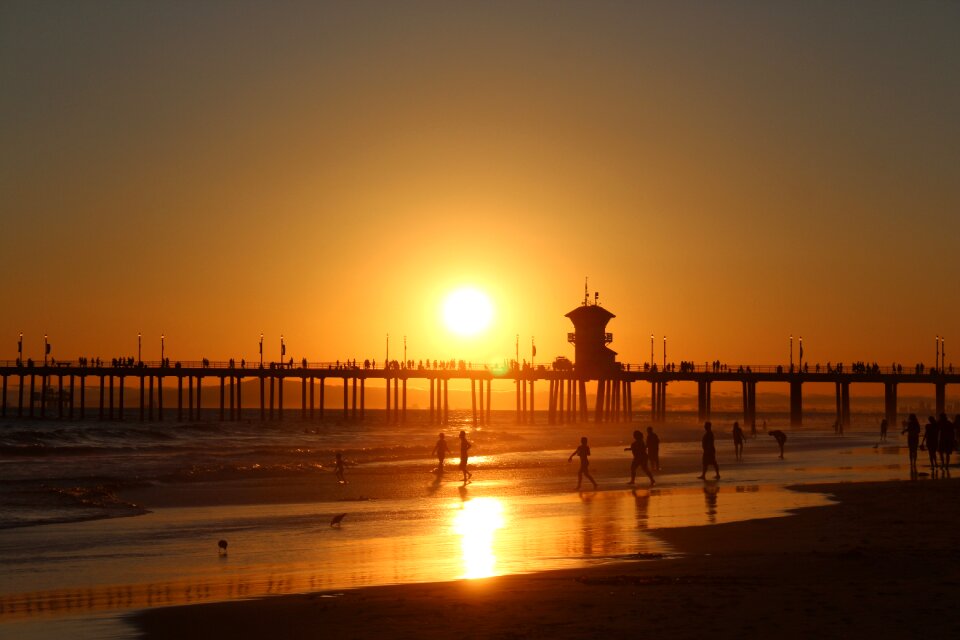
132, 477, 960, 639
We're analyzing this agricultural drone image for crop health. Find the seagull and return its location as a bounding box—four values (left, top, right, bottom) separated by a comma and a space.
330, 513, 347, 527
218, 539, 228, 554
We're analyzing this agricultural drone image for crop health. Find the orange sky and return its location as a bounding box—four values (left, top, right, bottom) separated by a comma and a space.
2, 1, 958, 368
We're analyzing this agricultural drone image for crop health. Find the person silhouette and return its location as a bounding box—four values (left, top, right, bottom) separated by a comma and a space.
697, 422, 720, 480
921, 417, 939, 472
333, 452, 346, 484
625, 430, 655, 486
646, 427, 660, 471
769, 430, 787, 459
458, 430, 473, 485
902, 414, 921, 469
568, 436, 598, 490
432, 433, 450, 474
732, 421, 745, 461
879, 418, 888, 442
937, 413, 954, 472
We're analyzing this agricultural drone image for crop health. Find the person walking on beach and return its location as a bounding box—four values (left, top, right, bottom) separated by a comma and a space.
921, 417, 939, 472
769, 430, 787, 459
333, 452, 347, 484
880, 418, 888, 442
937, 414, 954, 472
625, 430, 655, 486
568, 436, 598, 490
432, 433, 450, 474
646, 427, 660, 471
902, 414, 921, 469
732, 421, 745, 461
697, 422, 720, 480
458, 430, 473, 485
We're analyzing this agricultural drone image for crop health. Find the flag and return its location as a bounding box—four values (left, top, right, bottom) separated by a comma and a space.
799, 341, 803, 361
532, 344, 537, 357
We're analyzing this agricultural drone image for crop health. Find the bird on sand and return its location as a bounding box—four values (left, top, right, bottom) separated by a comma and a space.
218, 539, 228, 554
330, 513, 347, 527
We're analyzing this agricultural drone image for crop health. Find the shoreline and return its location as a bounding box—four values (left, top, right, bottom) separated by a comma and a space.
130, 476, 960, 638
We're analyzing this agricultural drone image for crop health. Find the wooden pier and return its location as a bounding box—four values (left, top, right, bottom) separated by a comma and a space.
0, 360, 956, 428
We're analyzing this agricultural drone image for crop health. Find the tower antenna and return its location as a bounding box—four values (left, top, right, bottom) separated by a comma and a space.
583, 277, 589, 306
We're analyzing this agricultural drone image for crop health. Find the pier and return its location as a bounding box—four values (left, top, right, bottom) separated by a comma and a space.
0, 360, 956, 428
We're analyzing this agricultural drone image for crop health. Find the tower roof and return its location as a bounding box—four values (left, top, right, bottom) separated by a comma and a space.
565, 304, 615, 323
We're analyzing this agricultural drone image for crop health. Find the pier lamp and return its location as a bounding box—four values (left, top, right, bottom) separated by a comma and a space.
259, 333, 264, 368
44, 334, 49, 366
386, 333, 389, 366
799, 336, 803, 371
663, 335, 667, 369
138, 332, 142, 364
403, 335, 407, 366
161, 334, 165, 366
18, 333, 22, 362
281, 335, 286, 363
650, 334, 654, 368
789, 334, 793, 370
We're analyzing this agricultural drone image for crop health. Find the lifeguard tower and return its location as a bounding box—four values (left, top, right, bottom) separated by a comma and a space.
565, 283, 618, 378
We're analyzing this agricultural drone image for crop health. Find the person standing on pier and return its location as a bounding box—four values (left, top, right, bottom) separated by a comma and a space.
625, 430, 655, 486
697, 420, 720, 480
902, 414, 921, 469
458, 430, 473, 485
432, 433, 450, 475
697, 422, 720, 480
646, 427, 660, 471
568, 436, 598, 490
732, 421, 745, 461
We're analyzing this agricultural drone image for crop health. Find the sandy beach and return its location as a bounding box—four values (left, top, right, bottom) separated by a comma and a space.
129, 477, 960, 639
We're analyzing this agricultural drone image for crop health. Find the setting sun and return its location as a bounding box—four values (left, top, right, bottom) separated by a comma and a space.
442, 287, 494, 336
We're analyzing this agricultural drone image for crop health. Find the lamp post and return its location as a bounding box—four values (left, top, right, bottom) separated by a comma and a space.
799, 336, 803, 372
403, 335, 407, 367
44, 334, 49, 366
663, 336, 666, 369
789, 334, 793, 371
138, 332, 142, 365
18, 332, 22, 364
161, 334, 165, 366
386, 333, 389, 366
259, 333, 264, 368
650, 334, 654, 368
515, 334, 519, 368
280, 335, 286, 365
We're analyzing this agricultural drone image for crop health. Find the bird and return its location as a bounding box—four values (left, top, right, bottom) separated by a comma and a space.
330, 513, 347, 527
218, 539, 228, 555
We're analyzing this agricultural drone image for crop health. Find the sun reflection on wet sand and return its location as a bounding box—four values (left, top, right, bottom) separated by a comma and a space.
0, 485, 832, 627
453, 498, 504, 578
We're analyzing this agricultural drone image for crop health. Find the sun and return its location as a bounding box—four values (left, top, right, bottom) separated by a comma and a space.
442, 287, 494, 336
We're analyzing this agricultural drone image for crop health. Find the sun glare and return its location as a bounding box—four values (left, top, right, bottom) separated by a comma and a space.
453, 498, 505, 579
442, 287, 493, 336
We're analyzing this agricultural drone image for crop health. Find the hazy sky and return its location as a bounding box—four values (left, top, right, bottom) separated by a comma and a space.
2, 1, 958, 367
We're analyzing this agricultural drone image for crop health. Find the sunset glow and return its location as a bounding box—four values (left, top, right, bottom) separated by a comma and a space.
442, 288, 494, 337
453, 498, 505, 579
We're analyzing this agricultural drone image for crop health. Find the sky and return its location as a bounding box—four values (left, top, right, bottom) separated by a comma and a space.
2, 1, 958, 369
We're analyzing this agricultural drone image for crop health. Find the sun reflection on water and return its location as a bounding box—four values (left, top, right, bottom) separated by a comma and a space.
452, 498, 505, 579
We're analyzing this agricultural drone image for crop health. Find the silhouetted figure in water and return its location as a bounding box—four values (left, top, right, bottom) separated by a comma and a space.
334, 452, 346, 484
697, 422, 720, 480
646, 427, 660, 471
769, 430, 787, 459
921, 417, 939, 472
568, 436, 598, 490
902, 414, 921, 468
937, 414, 954, 472
732, 421, 745, 461
625, 430, 655, 486
458, 430, 473, 485
432, 433, 450, 474
880, 418, 888, 442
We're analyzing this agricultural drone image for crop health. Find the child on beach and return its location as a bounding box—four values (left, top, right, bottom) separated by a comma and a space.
568, 436, 598, 490
432, 433, 450, 474
625, 430, 655, 486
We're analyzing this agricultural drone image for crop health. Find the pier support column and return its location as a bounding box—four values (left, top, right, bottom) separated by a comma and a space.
230, 376, 236, 421
301, 377, 307, 420
342, 377, 348, 421
353, 376, 359, 421
841, 382, 850, 428
530, 380, 535, 425
157, 377, 163, 421
521, 375, 528, 423
219, 377, 225, 421
884, 382, 898, 427
118, 376, 124, 421
177, 376, 183, 421
309, 378, 314, 419
471, 379, 478, 428
392, 377, 398, 423
705, 381, 712, 422
97, 375, 103, 421
109, 375, 115, 421
385, 375, 391, 422
487, 379, 492, 424
79, 375, 86, 420
429, 378, 435, 424
319, 377, 325, 421
18, 374, 24, 417
147, 376, 152, 421
360, 377, 366, 421
789, 380, 802, 427
40, 374, 47, 419
188, 376, 194, 421
478, 378, 484, 426
269, 376, 275, 420
278, 375, 284, 421
443, 378, 449, 425
936, 382, 946, 417
516, 376, 522, 424
196, 376, 202, 419
595, 380, 605, 423
834, 382, 842, 429
57, 375, 64, 419
697, 381, 706, 422
259, 376, 265, 421
69, 375, 75, 420
401, 378, 406, 423
140, 376, 146, 421
1, 375, 6, 418
236, 376, 242, 419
